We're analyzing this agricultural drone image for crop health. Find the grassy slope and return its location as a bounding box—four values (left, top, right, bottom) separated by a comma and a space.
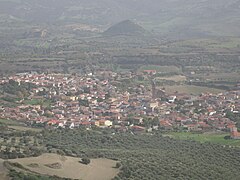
166, 132, 240, 147
0, 119, 42, 132
41, 130, 240, 179
0, 119, 20, 126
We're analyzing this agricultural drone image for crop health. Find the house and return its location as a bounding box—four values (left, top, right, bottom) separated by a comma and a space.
160, 120, 173, 130
229, 126, 240, 139
149, 101, 159, 111
184, 124, 199, 131
130, 125, 145, 132
57, 122, 65, 128
143, 70, 157, 75
131, 117, 143, 125
69, 122, 75, 129
168, 96, 177, 103
198, 121, 211, 130
80, 121, 91, 128
47, 119, 60, 126
65, 121, 75, 129
95, 120, 113, 128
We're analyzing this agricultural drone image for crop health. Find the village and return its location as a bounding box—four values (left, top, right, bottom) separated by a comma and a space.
0, 71, 240, 139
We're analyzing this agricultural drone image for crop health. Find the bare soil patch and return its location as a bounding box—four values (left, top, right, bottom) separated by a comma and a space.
27, 163, 39, 168
9, 153, 119, 180
44, 162, 62, 169
160, 85, 223, 95
0, 159, 9, 180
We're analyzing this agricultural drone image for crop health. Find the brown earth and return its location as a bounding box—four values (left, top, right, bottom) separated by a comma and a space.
9, 153, 119, 180
0, 159, 9, 180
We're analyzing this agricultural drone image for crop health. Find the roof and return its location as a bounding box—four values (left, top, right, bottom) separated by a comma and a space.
80, 121, 91, 125
47, 119, 60, 125
131, 126, 145, 130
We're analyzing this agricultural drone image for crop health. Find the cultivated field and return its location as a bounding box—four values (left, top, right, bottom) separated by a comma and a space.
164, 132, 240, 147
169, 37, 240, 52
140, 65, 182, 73
160, 85, 223, 95
9, 153, 119, 180
0, 119, 20, 126
8, 125, 42, 132
0, 119, 42, 132
155, 75, 187, 82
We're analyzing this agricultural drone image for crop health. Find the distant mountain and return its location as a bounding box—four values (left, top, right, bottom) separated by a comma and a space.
103, 20, 147, 36
0, 0, 240, 38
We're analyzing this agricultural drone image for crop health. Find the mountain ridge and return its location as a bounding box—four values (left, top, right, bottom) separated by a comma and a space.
0, 0, 240, 38
103, 20, 147, 36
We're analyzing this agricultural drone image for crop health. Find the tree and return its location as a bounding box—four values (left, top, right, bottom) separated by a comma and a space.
115, 162, 121, 168
16, 91, 24, 100
152, 117, 159, 126
81, 157, 91, 165
79, 99, 89, 107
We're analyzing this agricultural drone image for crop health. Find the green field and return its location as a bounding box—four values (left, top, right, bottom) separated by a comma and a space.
140, 65, 181, 73
0, 119, 20, 126
0, 119, 42, 132
165, 132, 240, 147
8, 126, 42, 132
170, 37, 240, 51
23, 99, 52, 107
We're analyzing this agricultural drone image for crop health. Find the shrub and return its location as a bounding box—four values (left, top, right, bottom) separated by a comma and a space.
81, 157, 91, 165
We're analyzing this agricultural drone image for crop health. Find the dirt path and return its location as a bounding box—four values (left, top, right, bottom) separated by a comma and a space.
0, 159, 9, 180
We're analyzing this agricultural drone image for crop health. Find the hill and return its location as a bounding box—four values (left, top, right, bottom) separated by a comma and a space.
103, 20, 147, 36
